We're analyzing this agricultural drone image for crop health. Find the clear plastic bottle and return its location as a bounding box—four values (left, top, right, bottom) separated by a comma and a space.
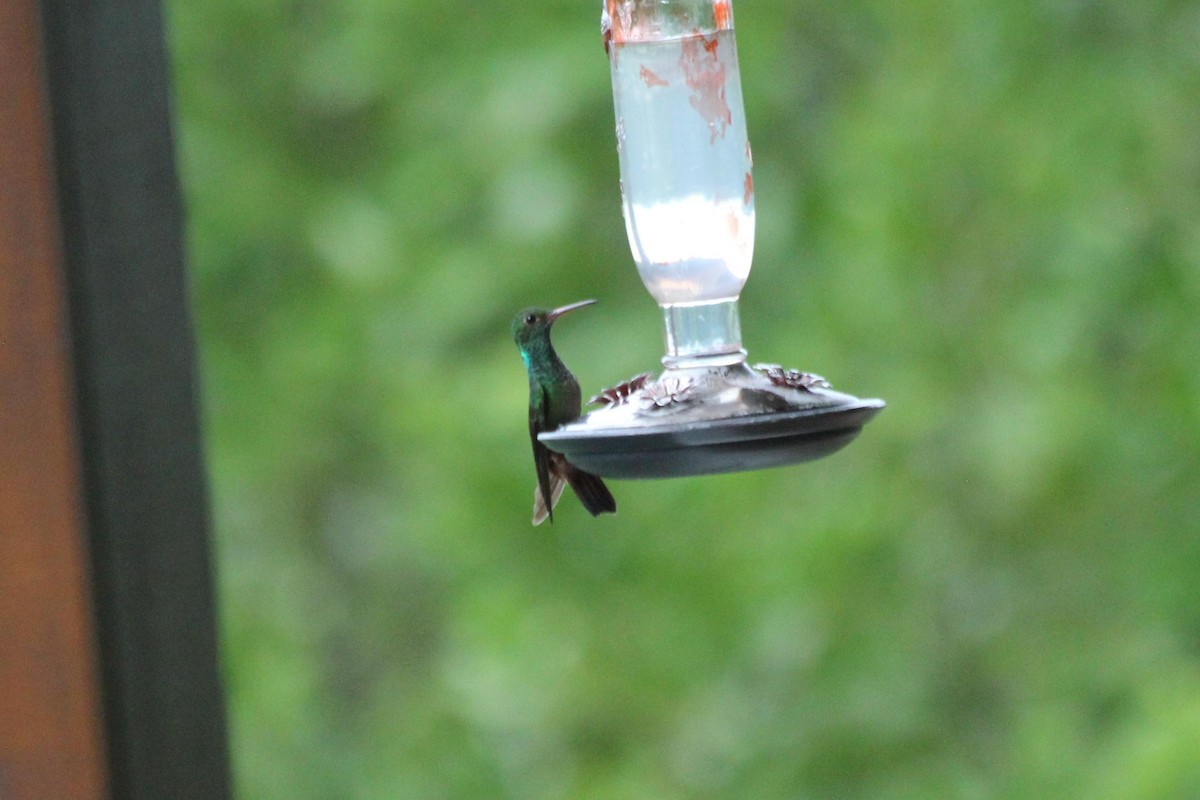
605, 0, 753, 366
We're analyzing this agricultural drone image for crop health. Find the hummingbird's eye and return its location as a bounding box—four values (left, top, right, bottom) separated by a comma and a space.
525, 314, 537, 325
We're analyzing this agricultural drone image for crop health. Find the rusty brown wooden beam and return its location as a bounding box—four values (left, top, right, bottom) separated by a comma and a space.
2, 1, 233, 798
0, 2, 109, 798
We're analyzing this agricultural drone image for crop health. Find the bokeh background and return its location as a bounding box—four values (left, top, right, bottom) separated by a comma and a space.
168, 1, 1200, 798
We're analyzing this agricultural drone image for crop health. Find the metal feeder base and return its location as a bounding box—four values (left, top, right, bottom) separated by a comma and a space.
539, 362, 885, 480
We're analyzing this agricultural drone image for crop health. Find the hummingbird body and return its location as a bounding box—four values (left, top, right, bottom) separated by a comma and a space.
512, 300, 616, 525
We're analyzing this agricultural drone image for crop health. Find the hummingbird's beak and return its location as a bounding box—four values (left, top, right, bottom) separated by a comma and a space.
546, 299, 596, 323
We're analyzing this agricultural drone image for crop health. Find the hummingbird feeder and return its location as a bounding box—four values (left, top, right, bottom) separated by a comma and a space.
540, 0, 884, 479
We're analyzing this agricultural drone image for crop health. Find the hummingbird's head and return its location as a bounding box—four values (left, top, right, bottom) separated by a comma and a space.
511, 299, 596, 348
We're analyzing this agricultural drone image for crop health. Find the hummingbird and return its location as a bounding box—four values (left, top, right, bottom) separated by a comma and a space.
512, 300, 617, 525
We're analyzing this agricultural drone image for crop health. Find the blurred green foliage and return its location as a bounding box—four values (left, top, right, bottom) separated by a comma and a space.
169, 0, 1200, 797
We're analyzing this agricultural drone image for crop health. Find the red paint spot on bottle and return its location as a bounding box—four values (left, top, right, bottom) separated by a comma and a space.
714, 0, 733, 30
726, 211, 740, 238
744, 172, 754, 205
680, 33, 732, 143
602, 0, 623, 61
639, 65, 669, 87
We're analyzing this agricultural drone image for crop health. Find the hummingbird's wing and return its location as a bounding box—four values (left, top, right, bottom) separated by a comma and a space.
530, 385, 558, 525
532, 474, 565, 526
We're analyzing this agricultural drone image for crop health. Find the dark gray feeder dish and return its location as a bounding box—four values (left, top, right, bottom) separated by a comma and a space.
539, 362, 884, 480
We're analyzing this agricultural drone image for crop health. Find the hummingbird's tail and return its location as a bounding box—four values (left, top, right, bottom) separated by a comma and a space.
564, 464, 617, 518
533, 454, 616, 524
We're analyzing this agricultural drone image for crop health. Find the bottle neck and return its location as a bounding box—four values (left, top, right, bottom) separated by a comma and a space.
660, 298, 746, 369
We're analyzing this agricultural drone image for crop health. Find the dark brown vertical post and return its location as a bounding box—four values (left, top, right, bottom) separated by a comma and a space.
2, 1, 233, 798
0, 2, 109, 798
